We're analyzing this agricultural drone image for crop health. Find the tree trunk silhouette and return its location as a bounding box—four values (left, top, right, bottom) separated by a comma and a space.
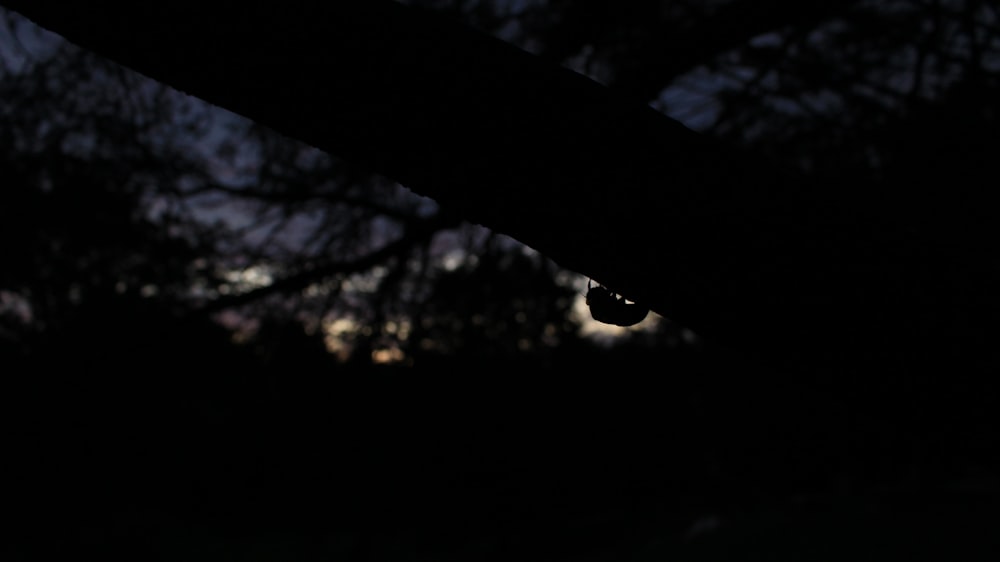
6, 0, 996, 367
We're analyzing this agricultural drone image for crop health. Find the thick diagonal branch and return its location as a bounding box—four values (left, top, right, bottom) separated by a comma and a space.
3, 0, 976, 364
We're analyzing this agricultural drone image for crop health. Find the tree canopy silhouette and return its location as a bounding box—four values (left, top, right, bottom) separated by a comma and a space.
4, 1, 1000, 560
0, 5, 612, 367
5, 0, 998, 370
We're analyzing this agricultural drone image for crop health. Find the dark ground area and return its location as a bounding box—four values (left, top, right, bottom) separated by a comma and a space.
5, 332, 999, 561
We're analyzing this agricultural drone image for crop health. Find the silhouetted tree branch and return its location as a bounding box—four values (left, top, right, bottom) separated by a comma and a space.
197, 212, 460, 314
521, 0, 864, 100
6, 0, 998, 367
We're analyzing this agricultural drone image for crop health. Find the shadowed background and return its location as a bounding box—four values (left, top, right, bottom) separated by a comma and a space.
2, 1, 1000, 560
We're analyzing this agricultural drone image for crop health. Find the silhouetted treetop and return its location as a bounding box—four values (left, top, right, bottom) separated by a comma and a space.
0, 7, 606, 366
4, 0, 1000, 366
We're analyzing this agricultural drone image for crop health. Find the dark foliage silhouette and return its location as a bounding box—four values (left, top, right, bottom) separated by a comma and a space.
0, 10, 595, 367
7, 0, 1000, 371
3, 1, 1000, 561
